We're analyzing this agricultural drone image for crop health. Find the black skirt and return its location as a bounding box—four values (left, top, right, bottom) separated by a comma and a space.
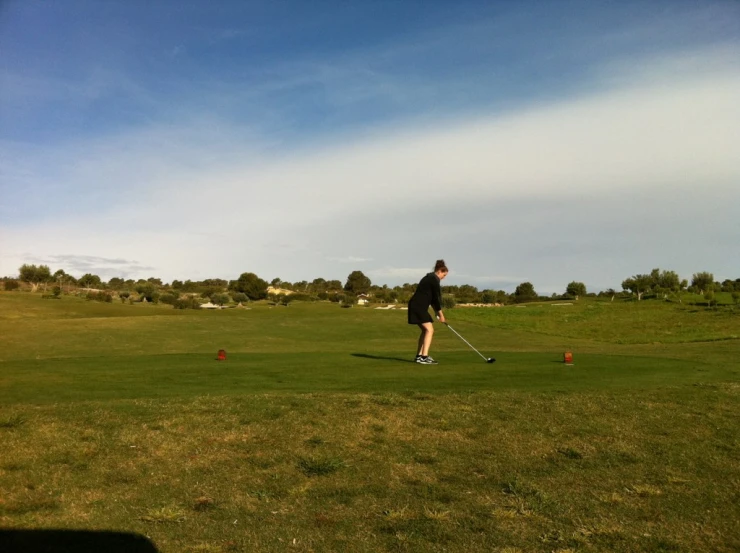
408, 306, 433, 325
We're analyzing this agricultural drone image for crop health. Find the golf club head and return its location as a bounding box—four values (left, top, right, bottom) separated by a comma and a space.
486, 358, 496, 363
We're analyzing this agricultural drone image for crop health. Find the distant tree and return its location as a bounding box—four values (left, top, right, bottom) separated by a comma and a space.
135, 282, 158, 302
732, 291, 740, 305
372, 288, 388, 303
271, 278, 282, 287
326, 280, 343, 291
598, 288, 617, 299
200, 287, 222, 299
480, 290, 495, 304
441, 295, 456, 309
79, 273, 102, 289
344, 271, 371, 295
456, 284, 480, 304
146, 277, 163, 286
19, 264, 52, 291
704, 290, 716, 308
622, 274, 653, 301
565, 281, 587, 299
180, 280, 199, 293
514, 282, 538, 302
653, 269, 680, 293
230, 272, 268, 300
310, 278, 327, 293
108, 277, 125, 290
691, 272, 714, 295
202, 278, 227, 289
720, 279, 736, 293
171, 280, 184, 289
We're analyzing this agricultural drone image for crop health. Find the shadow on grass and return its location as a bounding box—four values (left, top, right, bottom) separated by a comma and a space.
351, 353, 414, 363
0, 530, 158, 553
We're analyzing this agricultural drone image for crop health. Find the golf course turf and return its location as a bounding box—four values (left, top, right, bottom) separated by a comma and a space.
1, 293, 738, 552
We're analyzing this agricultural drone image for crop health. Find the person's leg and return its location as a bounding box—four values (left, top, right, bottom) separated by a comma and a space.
417, 325, 425, 357
419, 322, 434, 356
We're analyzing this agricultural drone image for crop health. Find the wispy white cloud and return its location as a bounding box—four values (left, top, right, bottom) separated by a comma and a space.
328, 256, 374, 264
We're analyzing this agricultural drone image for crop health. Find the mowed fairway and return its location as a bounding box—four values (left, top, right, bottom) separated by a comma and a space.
1, 293, 739, 552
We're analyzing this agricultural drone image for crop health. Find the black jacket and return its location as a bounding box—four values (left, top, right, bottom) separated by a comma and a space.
408, 273, 442, 314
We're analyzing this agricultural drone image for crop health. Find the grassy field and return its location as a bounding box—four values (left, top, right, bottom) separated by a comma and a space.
1, 293, 738, 552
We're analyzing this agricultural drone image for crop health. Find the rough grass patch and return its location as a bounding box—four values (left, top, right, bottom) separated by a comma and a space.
557, 446, 583, 459
423, 506, 452, 521
413, 454, 438, 465
140, 505, 187, 523
0, 414, 26, 428
0, 497, 60, 515
192, 496, 216, 511
297, 455, 345, 477
628, 484, 663, 496
305, 435, 325, 447
382, 506, 411, 520
370, 395, 409, 407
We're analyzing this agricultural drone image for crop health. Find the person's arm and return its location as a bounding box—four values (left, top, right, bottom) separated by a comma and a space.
431, 277, 445, 323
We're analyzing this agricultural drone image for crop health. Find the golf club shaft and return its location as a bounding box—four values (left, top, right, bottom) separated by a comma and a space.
444, 323, 489, 361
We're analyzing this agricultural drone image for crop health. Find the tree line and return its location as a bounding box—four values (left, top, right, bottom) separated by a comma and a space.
3, 264, 739, 307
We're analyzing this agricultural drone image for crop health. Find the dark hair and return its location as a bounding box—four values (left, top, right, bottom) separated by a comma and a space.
434, 259, 448, 273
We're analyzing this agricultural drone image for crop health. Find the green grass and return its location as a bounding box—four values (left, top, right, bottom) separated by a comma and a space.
0, 292, 738, 552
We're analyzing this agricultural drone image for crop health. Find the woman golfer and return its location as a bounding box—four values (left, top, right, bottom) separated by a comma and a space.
408, 259, 448, 364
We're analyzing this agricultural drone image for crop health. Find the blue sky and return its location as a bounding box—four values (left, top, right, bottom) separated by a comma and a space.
1, 0, 739, 292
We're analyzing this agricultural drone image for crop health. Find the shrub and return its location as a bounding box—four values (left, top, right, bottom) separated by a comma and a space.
329, 293, 345, 303
174, 297, 202, 310
3, 279, 20, 291
441, 294, 456, 309
87, 291, 113, 303
159, 292, 180, 305
210, 292, 231, 306
231, 292, 248, 303
285, 293, 316, 304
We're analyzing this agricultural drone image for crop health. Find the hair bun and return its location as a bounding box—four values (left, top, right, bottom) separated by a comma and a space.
434, 259, 448, 272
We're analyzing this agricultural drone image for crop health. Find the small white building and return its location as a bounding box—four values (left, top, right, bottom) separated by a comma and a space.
357, 293, 370, 305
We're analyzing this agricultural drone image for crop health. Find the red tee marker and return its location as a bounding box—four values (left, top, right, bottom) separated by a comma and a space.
217, 349, 226, 361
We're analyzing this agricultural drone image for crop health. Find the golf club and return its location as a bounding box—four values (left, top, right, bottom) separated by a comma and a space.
444, 323, 496, 363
